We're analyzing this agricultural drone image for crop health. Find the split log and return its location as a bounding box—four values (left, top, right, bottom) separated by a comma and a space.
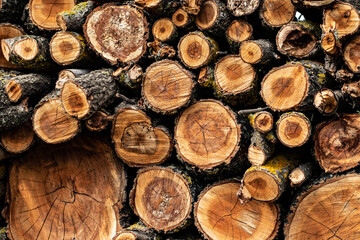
0, 121, 34, 154
248, 111, 273, 133
114, 64, 143, 90
0, 0, 27, 23
129, 166, 194, 232
0, 101, 32, 131
292, 0, 335, 7
172, 8, 194, 29
227, 0, 261, 17
226, 20, 253, 53
289, 162, 313, 187
152, 18, 178, 42
29, 0, 76, 30
178, 31, 218, 69
260, 0, 296, 28
56, 1, 96, 31
194, 180, 280, 240
85, 110, 112, 132
276, 112, 311, 148
142, 60, 195, 114
240, 39, 280, 65
33, 91, 79, 144
313, 88, 342, 115
285, 173, 360, 239
260, 61, 326, 111
314, 113, 360, 173
6, 135, 127, 240
147, 40, 176, 61
248, 131, 276, 166
0, 24, 25, 69
112, 104, 172, 167
84, 4, 148, 65
0, 70, 22, 110
344, 35, 360, 73
61, 69, 117, 119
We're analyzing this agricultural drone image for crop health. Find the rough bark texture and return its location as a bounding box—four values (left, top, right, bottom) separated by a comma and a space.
0, 70, 22, 110
0, 102, 32, 131
240, 39, 280, 64
248, 131, 276, 166
227, 0, 261, 17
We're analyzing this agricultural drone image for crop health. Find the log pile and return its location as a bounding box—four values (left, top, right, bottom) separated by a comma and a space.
0, 0, 359, 239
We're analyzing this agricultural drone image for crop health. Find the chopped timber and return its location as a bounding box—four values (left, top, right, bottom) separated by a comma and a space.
142, 60, 195, 114
292, 0, 335, 7
240, 39, 280, 65
276, 112, 311, 148
0, 101, 32, 131
227, 0, 261, 17
226, 20, 253, 53
289, 162, 313, 187
313, 88, 342, 115
195, 180, 280, 240
276, 21, 321, 59
56, 1, 95, 31
260, 0, 296, 28
33, 91, 79, 144
321, 31, 341, 55
112, 104, 172, 167
114, 64, 143, 90
129, 166, 193, 232
178, 31, 218, 69
29, 0, 76, 30
238, 154, 297, 202
314, 113, 360, 173
0, 121, 34, 154
84, 4, 148, 65
285, 173, 360, 239
0, 70, 22, 110
61, 69, 117, 119
344, 35, 360, 73
248, 111, 274, 133
152, 18, 178, 42
0, 24, 25, 69
260, 61, 326, 111
6, 136, 127, 240
172, 8, 194, 28
174, 99, 242, 170
248, 131, 276, 166
85, 110, 112, 132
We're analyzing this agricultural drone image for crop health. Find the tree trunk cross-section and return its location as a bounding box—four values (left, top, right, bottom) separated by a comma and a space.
0, 24, 25, 69
260, 0, 295, 28
7, 136, 127, 240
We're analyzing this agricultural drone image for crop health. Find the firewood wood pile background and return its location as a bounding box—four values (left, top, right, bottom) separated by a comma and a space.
0, 0, 359, 239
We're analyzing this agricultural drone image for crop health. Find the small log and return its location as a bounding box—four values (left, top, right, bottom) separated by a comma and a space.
33, 91, 79, 144
85, 110, 112, 132
0, 0, 28, 23
260, 0, 296, 28
112, 104, 172, 167
344, 35, 360, 73
29, 0, 76, 30
195, 180, 280, 240
292, 0, 335, 7
248, 111, 274, 133
0, 120, 34, 154
56, 1, 96, 31
152, 18, 178, 42
240, 39, 280, 65
57, 69, 90, 89
0, 24, 25, 69
142, 60, 195, 114
84, 4, 148, 65
314, 113, 360, 173
129, 166, 194, 232
227, 0, 260, 16
114, 64, 143, 90
276, 21, 321, 59
313, 88, 342, 115
342, 80, 360, 98
226, 20, 253, 53
248, 131, 276, 166
289, 162, 313, 187
0, 101, 32, 131
147, 40, 176, 61
61, 69, 117, 119
178, 31, 218, 69
172, 8, 194, 29
321, 31, 341, 55
0, 70, 22, 110
260, 61, 327, 111
322, 1, 360, 39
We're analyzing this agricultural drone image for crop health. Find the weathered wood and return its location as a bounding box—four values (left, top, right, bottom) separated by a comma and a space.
227, 0, 261, 17
56, 1, 95, 31
114, 64, 143, 90
0, 70, 22, 110
0, 101, 32, 131
0, 120, 34, 154
240, 39, 280, 64
0, 24, 25, 69
85, 110, 112, 132
313, 88, 343, 115
57, 69, 90, 89
147, 40, 176, 61
181, 0, 201, 15
344, 35, 360, 73
248, 131, 276, 166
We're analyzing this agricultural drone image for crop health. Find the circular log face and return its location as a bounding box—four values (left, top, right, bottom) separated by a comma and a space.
175, 100, 240, 169
240, 41, 262, 64
261, 0, 295, 27
0, 121, 34, 153
84, 5, 148, 64
152, 18, 175, 42
286, 174, 360, 240
226, 20, 253, 42
253, 112, 273, 133
0, 24, 24, 69
277, 113, 311, 148
243, 170, 280, 201
344, 35, 360, 73
195, 181, 279, 240
143, 60, 194, 113
196, 0, 218, 30
131, 167, 192, 232
261, 64, 309, 111
50, 31, 82, 65
61, 81, 90, 119
8, 136, 126, 240
172, 9, 189, 27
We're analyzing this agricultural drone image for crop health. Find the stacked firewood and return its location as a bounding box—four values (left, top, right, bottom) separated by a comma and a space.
0, 0, 359, 239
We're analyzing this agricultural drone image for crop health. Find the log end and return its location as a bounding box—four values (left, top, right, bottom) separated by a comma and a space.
61, 80, 89, 119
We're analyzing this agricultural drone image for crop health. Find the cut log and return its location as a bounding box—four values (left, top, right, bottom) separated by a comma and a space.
0, 101, 32, 131
248, 131, 276, 166
227, 0, 260, 17
112, 104, 172, 167
195, 180, 280, 240
172, 8, 194, 29
260, 61, 326, 111
0, 120, 34, 154
56, 1, 95, 31
6, 135, 126, 240
239, 154, 297, 202
313, 88, 342, 115
226, 20, 253, 53
248, 111, 274, 133
178, 31, 218, 69
292, 0, 335, 7
260, 0, 296, 28
344, 35, 360, 73
5, 73, 53, 103
50, 31, 95, 66
174, 99, 242, 170
61, 69, 117, 119
152, 18, 178, 42
85, 110, 112, 132
29, 0, 76, 30
289, 162, 313, 187
142, 60, 195, 114
240, 39, 280, 65
321, 31, 341, 55
314, 113, 360, 173
0, 24, 25, 69
33, 91, 79, 144
285, 173, 360, 239
84, 4, 148, 65
322, 1, 360, 39
276, 112, 311, 148
129, 166, 193, 232
276, 21, 321, 59
0, 70, 22, 110
114, 64, 143, 90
